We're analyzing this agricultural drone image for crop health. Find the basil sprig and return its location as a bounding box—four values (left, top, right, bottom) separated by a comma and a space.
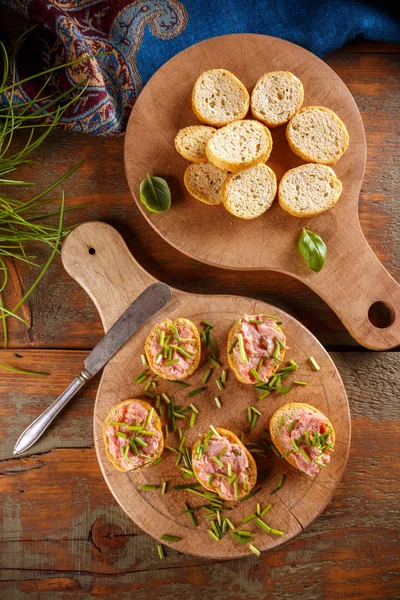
139, 173, 171, 214
298, 228, 327, 272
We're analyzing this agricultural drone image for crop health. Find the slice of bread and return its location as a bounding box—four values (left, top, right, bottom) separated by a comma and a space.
278, 163, 342, 218
222, 163, 277, 219
269, 403, 335, 476
227, 315, 285, 384
206, 119, 273, 173
192, 69, 250, 127
251, 71, 304, 127
286, 106, 349, 164
184, 162, 227, 205
145, 317, 201, 380
192, 427, 257, 500
103, 399, 164, 472
175, 125, 216, 163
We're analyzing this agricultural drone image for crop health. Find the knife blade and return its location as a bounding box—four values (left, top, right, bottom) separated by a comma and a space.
13, 282, 172, 455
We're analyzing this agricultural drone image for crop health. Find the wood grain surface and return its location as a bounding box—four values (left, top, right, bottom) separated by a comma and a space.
0, 40, 399, 599
124, 34, 400, 351
61, 221, 350, 559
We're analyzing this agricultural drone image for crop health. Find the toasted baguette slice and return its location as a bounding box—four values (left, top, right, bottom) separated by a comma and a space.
227, 314, 286, 384
286, 106, 349, 164
175, 125, 216, 163
206, 119, 272, 173
103, 399, 164, 472
270, 403, 335, 477
192, 427, 257, 500
145, 318, 201, 380
184, 162, 227, 205
251, 71, 304, 127
222, 163, 277, 219
278, 163, 342, 218
191, 69, 249, 127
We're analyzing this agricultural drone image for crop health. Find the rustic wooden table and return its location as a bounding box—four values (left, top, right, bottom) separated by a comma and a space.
0, 39, 399, 600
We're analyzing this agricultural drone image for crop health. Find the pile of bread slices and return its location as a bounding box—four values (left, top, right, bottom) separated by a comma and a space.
175, 69, 349, 219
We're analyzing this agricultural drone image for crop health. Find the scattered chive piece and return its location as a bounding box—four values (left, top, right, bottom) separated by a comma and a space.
188, 387, 206, 398
270, 528, 285, 536
261, 503, 272, 517
135, 437, 147, 448
202, 369, 212, 384
233, 479, 239, 499
109, 421, 127, 427
279, 415, 284, 429
165, 424, 169, 438
256, 503, 261, 515
116, 432, 127, 439
160, 535, 181, 542
190, 403, 199, 414
210, 425, 221, 439
291, 439, 299, 453
184, 502, 198, 527
169, 345, 192, 359
203, 430, 214, 451
212, 455, 224, 468
123, 444, 130, 459
272, 343, 281, 360
287, 419, 297, 433
251, 406, 261, 416
208, 357, 221, 368
129, 438, 138, 455
271, 474, 286, 495
170, 380, 190, 388
164, 359, 180, 366
236, 530, 252, 537
225, 518, 235, 531
135, 369, 148, 382
144, 380, 152, 392
289, 359, 299, 368
171, 483, 201, 490
189, 412, 197, 427
221, 370, 227, 384
228, 340, 238, 354
250, 414, 258, 431
208, 473, 214, 485
249, 319, 263, 324
239, 487, 261, 503
165, 445, 179, 454
214, 396, 221, 408
175, 454, 182, 467
144, 391, 154, 399
152, 457, 164, 466
208, 529, 219, 542
251, 368, 261, 382
255, 517, 271, 533
141, 485, 158, 491
309, 356, 320, 371
215, 378, 224, 391
227, 463, 232, 477
299, 447, 311, 462
294, 380, 308, 386
237, 333, 248, 364
181, 467, 195, 476
257, 358, 264, 373
161, 481, 168, 495
304, 431, 311, 446
241, 513, 257, 524
157, 543, 165, 559
274, 336, 286, 349
249, 544, 260, 557
161, 393, 170, 404
279, 386, 293, 395
228, 473, 237, 485
174, 412, 186, 420
141, 354, 148, 366
259, 391, 271, 400
270, 444, 281, 458
315, 460, 327, 467
247, 406, 252, 423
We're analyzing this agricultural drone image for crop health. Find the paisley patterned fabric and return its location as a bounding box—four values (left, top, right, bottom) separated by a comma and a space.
0, 0, 399, 135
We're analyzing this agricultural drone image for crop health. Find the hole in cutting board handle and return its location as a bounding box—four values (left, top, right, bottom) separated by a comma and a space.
368, 301, 395, 329
88, 247, 96, 255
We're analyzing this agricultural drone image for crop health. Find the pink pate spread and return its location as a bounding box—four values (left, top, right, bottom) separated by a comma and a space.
192, 435, 249, 500
106, 401, 161, 471
232, 314, 286, 383
149, 322, 196, 379
280, 407, 334, 476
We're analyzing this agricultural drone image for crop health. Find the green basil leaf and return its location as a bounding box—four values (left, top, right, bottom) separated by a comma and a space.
298, 228, 327, 272
139, 173, 171, 214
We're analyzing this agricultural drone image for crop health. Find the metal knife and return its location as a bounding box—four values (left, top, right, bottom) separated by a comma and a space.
13, 282, 172, 455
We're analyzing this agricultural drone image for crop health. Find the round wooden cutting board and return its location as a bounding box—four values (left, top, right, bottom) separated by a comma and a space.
62, 222, 350, 559
124, 34, 400, 351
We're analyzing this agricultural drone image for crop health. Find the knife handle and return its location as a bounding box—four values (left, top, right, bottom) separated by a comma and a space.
13, 370, 90, 455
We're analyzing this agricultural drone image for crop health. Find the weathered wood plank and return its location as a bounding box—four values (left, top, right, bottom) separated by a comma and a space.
0, 52, 398, 349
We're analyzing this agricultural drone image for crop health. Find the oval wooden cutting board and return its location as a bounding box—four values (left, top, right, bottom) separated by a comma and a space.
124, 33, 400, 351
62, 222, 350, 559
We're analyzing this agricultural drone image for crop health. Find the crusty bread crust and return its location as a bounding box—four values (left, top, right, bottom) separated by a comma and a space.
227, 318, 285, 384
251, 71, 304, 127
191, 427, 257, 500
175, 125, 216, 163
191, 69, 249, 127
286, 106, 349, 165
145, 318, 201, 380
103, 398, 164, 472
269, 402, 335, 475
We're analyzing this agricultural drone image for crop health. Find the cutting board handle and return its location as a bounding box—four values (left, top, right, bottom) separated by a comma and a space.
61, 222, 156, 332
303, 225, 400, 350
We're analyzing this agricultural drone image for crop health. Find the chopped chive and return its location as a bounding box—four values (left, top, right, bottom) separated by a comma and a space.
164, 359, 180, 366
144, 391, 154, 399
291, 439, 299, 453
279, 415, 284, 429
304, 431, 311, 446
272, 343, 281, 360
278, 386, 293, 395
251, 368, 261, 382
294, 380, 308, 386
135, 437, 147, 448
129, 438, 138, 455
169, 345, 192, 359
263, 314, 280, 320
239, 487, 262, 503
228, 340, 238, 354
211, 520, 220, 538
186, 488, 217, 499
227, 463, 232, 477
175, 454, 182, 467
256, 503, 261, 515
116, 431, 127, 439
237, 333, 248, 364
123, 444, 130, 459
171, 483, 201, 490
250, 414, 258, 431
259, 391, 271, 400
202, 369, 212, 384
173, 412, 186, 420
144, 380, 152, 392
233, 479, 239, 499
181, 468, 195, 476
255, 517, 271, 533
271, 474, 285, 495
261, 503, 272, 517
270, 528, 285, 536
203, 430, 214, 451
211, 455, 224, 468
165, 445, 179, 454
251, 406, 261, 416
141, 354, 148, 367
215, 378, 224, 391
190, 403, 199, 414
249, 319, 264, 324
287, 419, 297, 433
141, 485, 158, 491
157, 543, 165, 559
236, 530, 252, 537
274, 336, 286, 349
109, 421, 128, 427
152, 456, 164, 466
309, 356, 320, 371
160, 535, 181, 542
247, 406, 252, 423
225, 518, 235, 531
221, 370, 227, 384
140, 430, 156, 436
164, 424, 169, 438
135, 369, 148, 382
161, 482, 168, 495
208, 357, 221, 368
208, 529, 219, 542
201, 320, 214, 328
184, 502, 197, 527
228, 473, 237, 485
161, 393, 170, 404
315, 460, 327, 467
189, 412, 197, 427
210, 425, 221, 439
241, 513, 257, 524
257, 358, 264, 373
281, 449, 293, 459
269, 443, 281, 457
170, 380, 190, 388
188, 387, 206, 398
299, 447, 311, 462
249, 544, 260, 557
214, 396, 221, 408
208, 473, 214, 485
